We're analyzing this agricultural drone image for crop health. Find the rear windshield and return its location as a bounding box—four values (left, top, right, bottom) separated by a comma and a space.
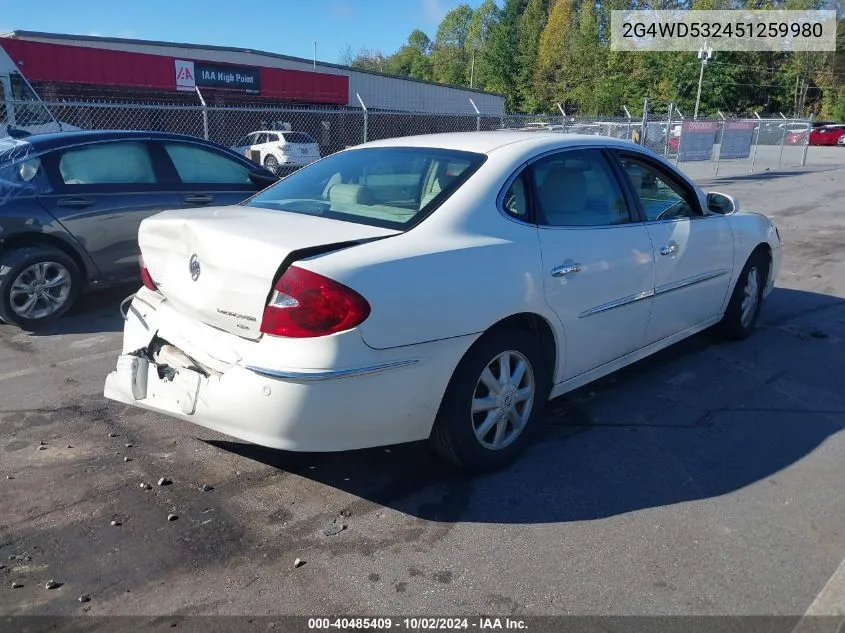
245, 147, 486, 230
282, 132, 316, 144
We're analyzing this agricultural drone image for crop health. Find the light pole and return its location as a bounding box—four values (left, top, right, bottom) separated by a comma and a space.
693, 44, 713, 120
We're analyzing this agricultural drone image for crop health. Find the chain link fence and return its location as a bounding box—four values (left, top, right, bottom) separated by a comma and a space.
2, 97, 814, 178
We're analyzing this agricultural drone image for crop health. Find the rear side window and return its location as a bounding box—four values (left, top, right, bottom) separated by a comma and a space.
58, 142, 156, 185
282, 132, 316, 144
530, 150, 630, 227
163, 142, 253, 185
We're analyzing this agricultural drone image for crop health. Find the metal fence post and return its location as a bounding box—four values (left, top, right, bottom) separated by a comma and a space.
640, 98, 649, 146
356, 93, 368, 143
194, 87, 209, 140
750, 119, 760, 174
664, 103, 673, 157
777, 118, 789, 168
469, 98, 481, 132
801, 114, 813, 166
622, 105, 632, 141
556, 103, 566, 131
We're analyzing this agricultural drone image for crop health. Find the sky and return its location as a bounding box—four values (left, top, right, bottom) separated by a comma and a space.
0, 0, 488, 64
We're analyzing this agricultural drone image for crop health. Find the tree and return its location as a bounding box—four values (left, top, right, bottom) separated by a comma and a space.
466, 0, 500, 88
430, 3, 474, 86
385, 30, 434, 81
407, 29, 432, 54
534, 0, 576, 109
345, 47, 389, 73
482, 0, 526, 109
517, 0, 549, 111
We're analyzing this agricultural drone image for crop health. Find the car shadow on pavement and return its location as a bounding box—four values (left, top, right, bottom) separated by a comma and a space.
700, 166, 842, 186
22, 285, 136, 336
207, 286, 845, 526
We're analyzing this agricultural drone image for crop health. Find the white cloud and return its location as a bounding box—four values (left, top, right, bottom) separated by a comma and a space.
328, 1, 354, 19
421, 0, 445, 24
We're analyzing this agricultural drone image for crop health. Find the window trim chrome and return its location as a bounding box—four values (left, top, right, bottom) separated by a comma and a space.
654, 269, 731, 296
579, 289, 655, 318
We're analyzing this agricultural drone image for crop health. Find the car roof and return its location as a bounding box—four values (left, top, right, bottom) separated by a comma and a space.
249, 130, 311, 135
357, 131, 639, 155
6, 129, 226, 152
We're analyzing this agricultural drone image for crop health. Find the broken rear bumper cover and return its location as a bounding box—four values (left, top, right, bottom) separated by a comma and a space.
103, 288, 473, 452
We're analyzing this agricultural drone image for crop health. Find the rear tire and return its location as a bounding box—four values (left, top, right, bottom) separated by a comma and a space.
0, 246, 81, 329
719, 250, 767, 341
263, 155, 279, 174
430, 327, 552, 472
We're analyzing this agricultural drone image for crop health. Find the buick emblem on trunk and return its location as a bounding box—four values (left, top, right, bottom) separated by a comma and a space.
189, 254, 201, 281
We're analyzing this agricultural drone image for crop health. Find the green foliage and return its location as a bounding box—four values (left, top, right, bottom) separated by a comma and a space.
483, 0, 525, 109
431, 4, 475, 85
339, 1, 844, 119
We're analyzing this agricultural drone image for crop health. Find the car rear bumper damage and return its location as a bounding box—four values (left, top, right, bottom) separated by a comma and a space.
104, 288, 473, 452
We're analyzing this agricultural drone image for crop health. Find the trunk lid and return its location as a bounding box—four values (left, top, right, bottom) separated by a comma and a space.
138, 205, 399, 340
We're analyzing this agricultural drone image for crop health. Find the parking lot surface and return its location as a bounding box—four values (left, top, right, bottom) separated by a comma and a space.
1, 148, 844, 618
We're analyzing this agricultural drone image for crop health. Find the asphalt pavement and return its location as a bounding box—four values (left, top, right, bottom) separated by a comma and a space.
1, 147, 844, 620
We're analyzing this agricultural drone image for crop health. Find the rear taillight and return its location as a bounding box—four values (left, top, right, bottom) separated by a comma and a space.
260, 265, 370, 338
139, 251, 157, 291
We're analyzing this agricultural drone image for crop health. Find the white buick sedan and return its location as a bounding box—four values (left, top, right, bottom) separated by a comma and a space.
104, 132, 782, 472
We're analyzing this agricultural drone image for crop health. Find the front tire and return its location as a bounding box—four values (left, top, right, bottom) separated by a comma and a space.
0, 246, 81, 329
430, 328, 552, 472
719, 251, 767, 341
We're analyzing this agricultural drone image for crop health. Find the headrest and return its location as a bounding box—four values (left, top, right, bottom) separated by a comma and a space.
540, 167, 588, 211
328, 183, 375, 205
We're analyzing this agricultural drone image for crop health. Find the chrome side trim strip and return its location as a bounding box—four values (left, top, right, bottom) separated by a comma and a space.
579, 289, 654, 318
244, 358, 421, 382
655, 269, 730, 296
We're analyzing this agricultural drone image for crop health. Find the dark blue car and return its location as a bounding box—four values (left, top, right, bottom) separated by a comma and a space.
0, 129, 277, 328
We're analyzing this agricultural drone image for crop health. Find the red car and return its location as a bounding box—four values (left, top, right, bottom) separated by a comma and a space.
809, 124, 845, 146
785, 129, 809, 145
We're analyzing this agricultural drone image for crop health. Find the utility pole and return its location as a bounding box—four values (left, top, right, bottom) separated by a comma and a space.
693, 44, 713, 120
313, 41, 317, 69
470, 48, 476, 89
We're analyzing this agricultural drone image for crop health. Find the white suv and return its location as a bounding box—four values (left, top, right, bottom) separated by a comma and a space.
233, 131, 320, 173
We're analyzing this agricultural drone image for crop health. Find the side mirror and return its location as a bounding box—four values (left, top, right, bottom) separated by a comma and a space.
706, 191, 739, 215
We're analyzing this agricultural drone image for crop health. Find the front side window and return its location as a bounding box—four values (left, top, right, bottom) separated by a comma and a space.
618, 156, 700, 222
58, 142, 156, 185
529, 150, 631, 227
247, 147, 485, 230
163, 142, 253, 185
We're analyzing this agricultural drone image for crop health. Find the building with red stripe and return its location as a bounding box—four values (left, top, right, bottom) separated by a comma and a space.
0, 31, 505, 115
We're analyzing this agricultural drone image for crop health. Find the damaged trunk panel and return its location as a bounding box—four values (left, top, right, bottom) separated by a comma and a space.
137, 205, 401, 341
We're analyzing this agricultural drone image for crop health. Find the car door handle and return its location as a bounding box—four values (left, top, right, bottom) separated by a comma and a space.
184, 194, 214, 205
660, 244, 679, 256
551, 264, 582, 278
56, 196, 95, 209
